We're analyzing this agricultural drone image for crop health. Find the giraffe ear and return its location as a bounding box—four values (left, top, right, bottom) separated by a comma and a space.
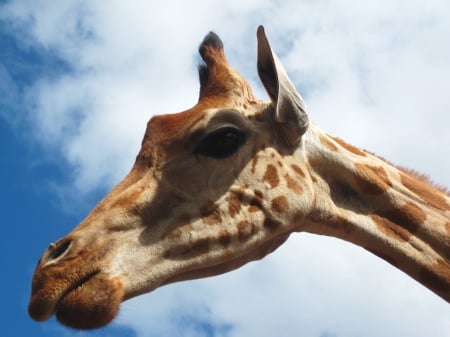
257, 26, 309, 144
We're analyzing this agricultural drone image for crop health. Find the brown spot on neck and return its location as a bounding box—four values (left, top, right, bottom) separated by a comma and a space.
354, 163, 392, 195
330, 136, 367, 156
306, 210, 357, 237
371, 202, 425, 242
327, 213, 356, 235
400, 173, 450, 211
319, 134, 338, 152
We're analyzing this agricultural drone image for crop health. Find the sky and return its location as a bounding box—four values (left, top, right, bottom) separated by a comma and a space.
1, 0, 449, 336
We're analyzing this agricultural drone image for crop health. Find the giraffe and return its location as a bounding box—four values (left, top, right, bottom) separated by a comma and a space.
29, 26, 450, 330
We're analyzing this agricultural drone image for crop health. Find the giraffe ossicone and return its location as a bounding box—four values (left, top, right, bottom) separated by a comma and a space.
29, 26, 450, 330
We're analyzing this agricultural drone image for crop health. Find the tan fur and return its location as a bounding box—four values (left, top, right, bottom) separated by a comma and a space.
29, 27, 450, 330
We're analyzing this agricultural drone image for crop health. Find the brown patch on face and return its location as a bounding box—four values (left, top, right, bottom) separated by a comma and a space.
263, 164, 280, 188
419, 258, 450, 297
254, 190, 264, 199
400, 173, 450, 211
285, 173, 303, 194
248, 193, 264, 213
320, 134, 338, 152
330, 136, 367, 156
271, 196, 289, 213
354, 163, 392, 195
371, 202, 426, 242
218, 230, 231, 247
248, 190, 264, 212
237, 221, 257, 242
446, 222, 450, 235
291, 164, 306, 178
263, 218, 282, 231
200, 203, 222, 225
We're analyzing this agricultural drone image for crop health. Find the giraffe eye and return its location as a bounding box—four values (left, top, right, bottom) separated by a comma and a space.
194, 127, 246, 159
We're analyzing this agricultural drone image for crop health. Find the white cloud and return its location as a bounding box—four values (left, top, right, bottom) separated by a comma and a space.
3, 0, 450, 336
117, 234, 450, 337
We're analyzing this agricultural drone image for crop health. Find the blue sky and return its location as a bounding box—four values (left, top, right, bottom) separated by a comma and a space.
1, 1, 449, 337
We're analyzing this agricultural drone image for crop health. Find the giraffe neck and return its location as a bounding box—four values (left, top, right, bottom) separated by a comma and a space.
299, 124, 450, 302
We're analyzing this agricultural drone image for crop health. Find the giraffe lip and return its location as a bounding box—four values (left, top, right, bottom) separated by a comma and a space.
56, 269, 100, 303
54, 271, 124, 329
29, 269, 100, 323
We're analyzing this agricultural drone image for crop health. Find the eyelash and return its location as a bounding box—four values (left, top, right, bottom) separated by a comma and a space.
194, 127, 246, 159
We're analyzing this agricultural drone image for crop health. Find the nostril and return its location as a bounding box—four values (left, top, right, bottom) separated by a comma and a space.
47, 239, 72, 262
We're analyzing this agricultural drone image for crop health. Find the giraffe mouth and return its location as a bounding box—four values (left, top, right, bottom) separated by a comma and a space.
29, 270, 124, 330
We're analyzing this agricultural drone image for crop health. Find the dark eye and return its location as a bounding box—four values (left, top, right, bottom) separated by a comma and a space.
194, 127, 246, 159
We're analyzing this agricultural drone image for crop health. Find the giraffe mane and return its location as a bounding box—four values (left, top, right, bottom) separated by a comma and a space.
332, 136, 449, 197
366, 150, 450, 197
396, 167, 450, 197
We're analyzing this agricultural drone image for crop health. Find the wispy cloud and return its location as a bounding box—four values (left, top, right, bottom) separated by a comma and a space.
2, 0, 449, 336
117, 283, 233, 337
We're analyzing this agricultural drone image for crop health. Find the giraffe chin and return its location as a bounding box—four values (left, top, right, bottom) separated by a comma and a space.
55, 274, 124, 330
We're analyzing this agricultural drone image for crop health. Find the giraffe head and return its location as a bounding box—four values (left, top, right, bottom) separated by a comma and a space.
28, 26, 315, 329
